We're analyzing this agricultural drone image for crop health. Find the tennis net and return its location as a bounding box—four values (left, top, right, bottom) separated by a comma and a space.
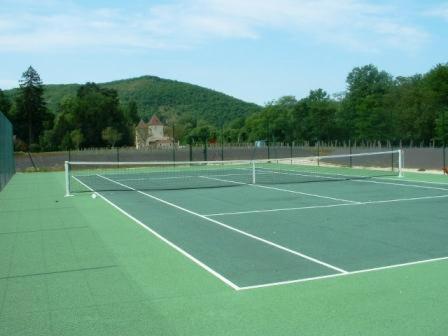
65, 149, 403, 196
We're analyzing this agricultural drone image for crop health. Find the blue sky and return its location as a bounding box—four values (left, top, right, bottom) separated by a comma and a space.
1, 0, 447, 105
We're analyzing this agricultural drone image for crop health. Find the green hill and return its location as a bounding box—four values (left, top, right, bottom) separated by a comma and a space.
6, 76, 261, 126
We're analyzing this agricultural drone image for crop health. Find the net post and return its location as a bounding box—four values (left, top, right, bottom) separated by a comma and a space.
252, 161, 256, 184
398, 149, 404, 178
64, 161, 73, 197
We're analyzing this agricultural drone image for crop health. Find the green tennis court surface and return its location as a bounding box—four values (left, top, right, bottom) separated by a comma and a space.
1, 169, 448, 335
73, 167, 448, 290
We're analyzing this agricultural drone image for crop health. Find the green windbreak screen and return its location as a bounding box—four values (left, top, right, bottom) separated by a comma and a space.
0, 112, 15, 191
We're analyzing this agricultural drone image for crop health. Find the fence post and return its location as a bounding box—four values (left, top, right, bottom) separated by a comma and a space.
172, 123, 176, 163
317, 141, 320, 166
349, 139, 352, 168
267, 139, 271, 160
391, 140, 394, 172
221, 124, 224, 161
444, 145, 446, 174
290, 141, 293, 163
27, 152, 37, 171
443, 110, 447, 173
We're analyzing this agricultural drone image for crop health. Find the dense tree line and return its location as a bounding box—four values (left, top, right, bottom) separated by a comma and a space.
224, 63, 448, 146
42, 82, 138, 150
1, 63, 447, 151
2, 67, 139, 151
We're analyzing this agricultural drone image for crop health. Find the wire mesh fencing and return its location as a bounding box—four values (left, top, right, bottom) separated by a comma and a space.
0, 112, 15, 191
13, 141, 448, 173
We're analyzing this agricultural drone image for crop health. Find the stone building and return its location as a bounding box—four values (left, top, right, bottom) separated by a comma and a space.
135, 115, 172, 149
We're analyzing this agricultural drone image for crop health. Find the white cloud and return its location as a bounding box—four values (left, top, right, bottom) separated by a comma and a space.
0, 0, 429, 53
424, 3, 448, 20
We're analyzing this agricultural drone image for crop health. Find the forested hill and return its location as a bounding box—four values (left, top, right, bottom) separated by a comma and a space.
7, 76, 261, 126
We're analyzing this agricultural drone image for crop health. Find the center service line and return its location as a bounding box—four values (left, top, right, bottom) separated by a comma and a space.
96, 174, 348, 275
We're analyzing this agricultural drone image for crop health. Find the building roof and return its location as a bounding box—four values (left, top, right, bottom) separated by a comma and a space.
136, 120, 147, 129
149, 114, 162, 126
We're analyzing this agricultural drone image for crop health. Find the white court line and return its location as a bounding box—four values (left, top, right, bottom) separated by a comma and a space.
96, 174, 348, 274
256, 166, 448, 192
377, 176, 448, 186
354, 178, 448, 191
200, 175, 360, 204
204, 194, 448, 217
118, 172, 256, 182
72, 176, 241, 291
205, 203, 353, 217
238, 255, 448, 291
256, 167, 361, 181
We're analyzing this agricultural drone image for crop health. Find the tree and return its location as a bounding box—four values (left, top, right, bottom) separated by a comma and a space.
124, 100, 139, 125
303, 89, 338, 142
102, 127, 122, 148
70, 129, 85, 149
49, 83, 130, 148
14, 66, 53, 147
0, 89, 11, 117
76, 83, 129, 147
340, 64, 394, 141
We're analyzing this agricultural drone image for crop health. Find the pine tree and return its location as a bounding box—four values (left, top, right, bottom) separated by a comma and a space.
15, 66, 51, 148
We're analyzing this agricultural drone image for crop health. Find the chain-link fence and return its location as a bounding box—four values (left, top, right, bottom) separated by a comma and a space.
0, 112, 15, 191
14, 141, 448, 173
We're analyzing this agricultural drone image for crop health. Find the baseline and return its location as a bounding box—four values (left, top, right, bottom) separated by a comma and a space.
238, 255, 448, 291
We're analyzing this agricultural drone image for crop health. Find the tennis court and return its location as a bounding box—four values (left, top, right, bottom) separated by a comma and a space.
66, 150, 448, 290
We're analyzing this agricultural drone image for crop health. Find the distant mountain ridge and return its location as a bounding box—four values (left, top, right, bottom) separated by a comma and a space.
5, 75, 261, 126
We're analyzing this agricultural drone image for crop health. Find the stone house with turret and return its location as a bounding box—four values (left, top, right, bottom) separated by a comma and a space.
135, 115, 173, 149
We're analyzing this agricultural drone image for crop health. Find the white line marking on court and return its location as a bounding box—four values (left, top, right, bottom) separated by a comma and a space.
118, 172, 254, 182
96, 174, 348, 274
238, 255, 448, 291
354, 178, 448, 191
255, 167, 448, 192
200, 175, 360, 204
205, 203, 353, 217
204, 194, 448, 217
255, 167, 359, 181
376, 176, 448, 186
72, 176, 241, 291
